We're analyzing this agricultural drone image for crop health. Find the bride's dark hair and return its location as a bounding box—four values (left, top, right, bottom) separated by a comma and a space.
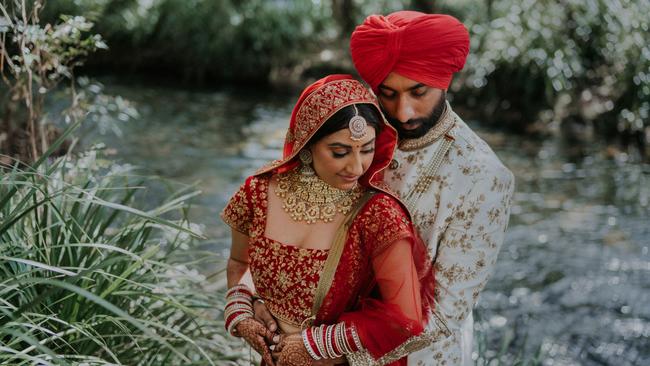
308, 103, 383, 145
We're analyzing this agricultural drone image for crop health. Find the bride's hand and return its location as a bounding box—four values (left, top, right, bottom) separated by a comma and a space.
272, 333, 347, 365
235, 317, 277, 366
273, 333, 313, 366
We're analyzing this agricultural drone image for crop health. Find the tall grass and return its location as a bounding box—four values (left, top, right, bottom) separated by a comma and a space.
0, 127, 240, 365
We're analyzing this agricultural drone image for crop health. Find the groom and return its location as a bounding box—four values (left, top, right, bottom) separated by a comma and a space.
257, 10, 514, 365
349, 11, 514, 365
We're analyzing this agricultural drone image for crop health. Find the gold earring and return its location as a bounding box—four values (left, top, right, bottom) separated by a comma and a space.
299, 149, 315, 176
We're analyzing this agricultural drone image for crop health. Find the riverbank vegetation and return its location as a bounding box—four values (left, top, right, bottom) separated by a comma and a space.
33, 0, 650, 157
1, 2, 240, 363
0, 143, 239, 364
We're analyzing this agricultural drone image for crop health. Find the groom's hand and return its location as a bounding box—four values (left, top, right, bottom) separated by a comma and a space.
235, 317, 276, 366
253, 299, 279, 340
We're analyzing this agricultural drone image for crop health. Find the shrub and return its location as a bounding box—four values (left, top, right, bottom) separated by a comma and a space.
0, 138, 239, 365
458, 0, 649, 144
0, 1, 107, 162
1, 2, 240, 362
40, 0, 333, 84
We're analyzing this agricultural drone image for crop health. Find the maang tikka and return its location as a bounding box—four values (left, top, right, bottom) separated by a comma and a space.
348, 105, 368, 141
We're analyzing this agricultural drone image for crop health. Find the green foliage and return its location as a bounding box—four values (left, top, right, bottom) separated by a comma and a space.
38, 0, 648, 149
41, 0, 332, 83
0, 137, 239, 364
0, 0, 107, 162
1, 3, 240, 363
458, 0, 649, 138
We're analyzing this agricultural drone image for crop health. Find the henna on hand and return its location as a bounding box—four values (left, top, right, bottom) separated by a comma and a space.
236, 318, 276, 366
313, 357, 347, 365
274, 333, 313, 366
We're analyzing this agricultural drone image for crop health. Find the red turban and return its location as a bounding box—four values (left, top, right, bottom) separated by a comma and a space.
350, 11, 470, 92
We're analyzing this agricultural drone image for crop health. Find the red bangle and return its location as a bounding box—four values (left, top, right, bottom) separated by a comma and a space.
307, 327, 322, 358
225, 311, 243, 326
331, 326, 341, 355
226, 299, 252, 306
345, 326, 359, 352
226, 285, 253, 297
225, 312, 239, 329
309, 327, 323, 358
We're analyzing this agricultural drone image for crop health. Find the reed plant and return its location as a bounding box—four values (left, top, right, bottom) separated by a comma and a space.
0, 129, 242, 365
0, 2, 246, 363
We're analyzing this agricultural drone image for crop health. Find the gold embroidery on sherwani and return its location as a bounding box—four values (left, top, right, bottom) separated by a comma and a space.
385, 110, 515, 365
346, 327, 450, 366
402, 133, 455, 212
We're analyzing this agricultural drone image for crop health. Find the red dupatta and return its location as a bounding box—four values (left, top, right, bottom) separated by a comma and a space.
255, 75, 436, 363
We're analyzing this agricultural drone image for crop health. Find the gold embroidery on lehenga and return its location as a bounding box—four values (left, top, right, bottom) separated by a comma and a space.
250, 236, 328, 328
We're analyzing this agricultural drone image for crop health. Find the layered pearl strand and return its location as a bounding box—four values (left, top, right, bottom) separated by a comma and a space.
402, 133, 454, 212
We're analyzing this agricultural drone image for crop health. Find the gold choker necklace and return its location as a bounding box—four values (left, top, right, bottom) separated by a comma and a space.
275, 169, 363, 224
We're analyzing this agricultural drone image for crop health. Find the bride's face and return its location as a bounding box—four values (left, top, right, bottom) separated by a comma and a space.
310, 126, 376, 190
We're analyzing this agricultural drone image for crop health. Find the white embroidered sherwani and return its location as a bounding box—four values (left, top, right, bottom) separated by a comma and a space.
384, 105, 515, 365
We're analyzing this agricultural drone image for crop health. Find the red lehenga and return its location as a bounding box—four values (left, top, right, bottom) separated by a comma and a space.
221, 75, 436, 365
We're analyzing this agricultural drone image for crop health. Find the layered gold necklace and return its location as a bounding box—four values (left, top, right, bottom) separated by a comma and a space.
275, 169, 363, 224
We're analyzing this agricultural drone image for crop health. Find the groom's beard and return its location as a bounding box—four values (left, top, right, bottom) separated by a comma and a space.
384, 94, 447, 140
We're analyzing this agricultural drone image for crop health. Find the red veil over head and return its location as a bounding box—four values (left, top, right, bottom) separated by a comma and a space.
256, 75, 436, 363
350, 11, 470, 92
256, 74, 396, 192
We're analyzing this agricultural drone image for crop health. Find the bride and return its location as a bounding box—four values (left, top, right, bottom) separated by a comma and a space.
221, 75, 436, 365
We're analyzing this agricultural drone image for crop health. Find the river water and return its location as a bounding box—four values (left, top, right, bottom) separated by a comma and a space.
85, 81, 649, 366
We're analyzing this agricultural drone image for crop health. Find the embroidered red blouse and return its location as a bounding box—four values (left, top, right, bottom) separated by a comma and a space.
222, 174, 425, 364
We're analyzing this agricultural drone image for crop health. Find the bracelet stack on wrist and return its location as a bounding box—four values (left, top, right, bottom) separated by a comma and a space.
301, 322, 363, 360
224, 284, 254, 336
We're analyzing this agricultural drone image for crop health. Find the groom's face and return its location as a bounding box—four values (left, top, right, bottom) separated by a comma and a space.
377, 72, 446, 139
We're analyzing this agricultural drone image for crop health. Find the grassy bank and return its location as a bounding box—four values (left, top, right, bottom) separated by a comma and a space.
0, 130, 245, 364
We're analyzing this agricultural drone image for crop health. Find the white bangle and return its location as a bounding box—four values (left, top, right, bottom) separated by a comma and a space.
313, 325, 327, 359
325, 325, 341, 358
350, 324, 364, 351
224, 308, 253, 320
335, 322, 351, 354
302, 329, 321, 360
227, 312, 252, 336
